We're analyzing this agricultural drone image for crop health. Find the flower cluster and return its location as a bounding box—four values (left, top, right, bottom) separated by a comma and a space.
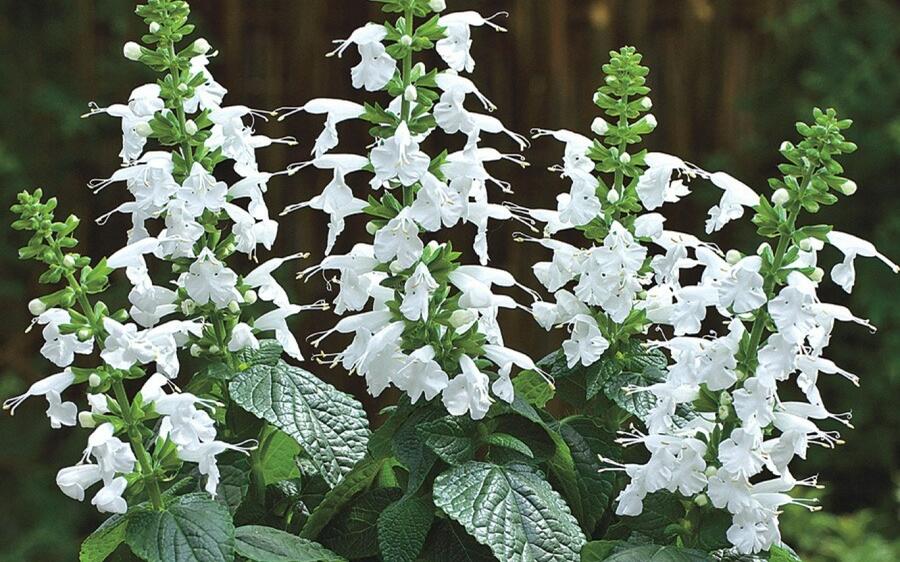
6, 0, 312, 513
607, 108, 897, 553
281, 0, 540, 419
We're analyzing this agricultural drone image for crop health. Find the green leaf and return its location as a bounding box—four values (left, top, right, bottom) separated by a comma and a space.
79, 513, 129, 562
125, 493, 235, 562
229, 360, 369, 487
300, 457, 384, 540
767, 546, 802, 562
587, 360, 622, 401
602, 545, 711, 562
207, 457, 250, 515
610, 492, 684, 543
234, 525, 344, 562
320, 488, 402, 559
558, 417, 618, 531
512, 369, 555, 407
417, 416, 476, 465
601, 365, 665, 419
235, 339, 284, 368
392, 404, 442, 494
483, 433, 535, 458
258, 429, 302, 485
419, 520, 495, 562
376, 496, 434, 562
433, 462, 586, 562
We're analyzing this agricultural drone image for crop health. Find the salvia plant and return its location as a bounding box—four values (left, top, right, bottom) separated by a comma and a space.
5, 1, 897, 562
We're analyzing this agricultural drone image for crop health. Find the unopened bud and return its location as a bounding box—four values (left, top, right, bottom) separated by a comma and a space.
619, 152, 631, 164
365, 222, 379, 235
799, 238, 815, 252
190, 344, 202, 357
123, 41, 142, 61
244, 290, 258, 305
643, 114, 658, 129
725, 249, 742, 265
717, 405, 730, 420
756, 242, 771, 256
208, 345, 220, 355
78, 411, 97, 428
839, 180, 857, 196
88, 373, 102, 387
399, 35, 413, 47
149, 22, 161, 34
639, 96, 653, 110
693, 494, 709, 507
772, 188, 790, 206
429, 0, 447, 11
606, 189, 620, 204
719, 391, 733, 406
605, 75, 617, 84
779, 141, 793, 153
28, 298, 46, 316
591, 117, 609, 136
228, 300, 241, 314
77, 327, 93, 342
449, 309, 476, 328
184, 119, 198, 136
181, 299, 196, 316
192, 38, 211, 55
705, 466, 718, 477
134, 121, 153, 137
810, 267, 825, 283
62, 254, 77, 268
177, 83, 189, 93
404, 85, 417, 102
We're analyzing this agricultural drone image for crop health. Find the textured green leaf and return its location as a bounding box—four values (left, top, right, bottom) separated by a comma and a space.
79, 513, 128, 562
419, 520, 495, 562
603, 545, 710, 562
392, 404, 442, 494
320, 487, 402, 559
209, 457, 251, 515
601, 365, 666, 419
483, 433, 534, 458
512, 369, 555, 407
234, 525, 344, 562
229, 360, 369, 487
125, 493, 235, 562
696, 509, 732, 552
235, 339, 284, 368
300, 457, 383, 540
766, 546, 802, 562
433, 462, 586, 562
586, 360, 622, 401
376, 496, 434, 562
611, 491, 684, 543
558, 417, 618, 531
417, 416, 476, 465
258, 429, 302, 486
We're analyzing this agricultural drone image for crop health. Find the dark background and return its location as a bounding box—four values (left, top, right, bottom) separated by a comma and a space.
0, 1, 897, 560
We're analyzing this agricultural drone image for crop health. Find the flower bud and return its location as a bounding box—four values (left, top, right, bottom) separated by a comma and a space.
756, 242, 771, 256
606, 189, 620, 204
779, 141, 793, 153
719, 391, 733, 406
134, 121, 153, 138
619, 152, 631, 164
643, 114, 658, 129
449, 309, 476, 328
192, 38, 212, 55
639, 96, 653, 110
228, 300, 241, 314
693, 494, 709, 507
62, 254, 77, 268
149, 22, 161, 34
244, 290, 258, 305
399, 34, 413, 47
177, 83, 189, 93
726, 249, 742, 265
181, 299, 196, 316
799, 238, 815, 252
705, 466, 718, 477
78, 411, 97, 429
77, 327, 93, 342
88, 373, 102, 388
771, 188, 790, 206
365, 221, 379, 235
429, 0, 447, 11
123, 41, 142, 61
591, 117, 609, 136
810, 267, 825, 283
404, 85, 418, 102
28, 298, 47, 316
605, 75, 617, 84
190, 344, 202, 357
839, 179, 857, 196
184, 119, 198, 136
208, 345, 220, 355
717, 404, 730, 420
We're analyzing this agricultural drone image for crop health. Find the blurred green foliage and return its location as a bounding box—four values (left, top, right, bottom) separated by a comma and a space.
0, 0, 897, 560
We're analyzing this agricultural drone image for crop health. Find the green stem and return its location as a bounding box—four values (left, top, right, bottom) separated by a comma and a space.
168, 42, 194, 171
399, 5, 415, 124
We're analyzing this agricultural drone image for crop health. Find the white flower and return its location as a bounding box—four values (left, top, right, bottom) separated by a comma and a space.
183, 54, 228, 113
557, 171, 602, 227
733, 377, 775, 428
394, 346, 450, 404
716, 256, 767, 313
3, 369, 75, 415
254, 305, 306, 360
370, 122, 431, 188
409, 173, 466, 231
181, 248, 242, 308
84, 423, 136, 481
37, 309, 93, 367
179, 162, 228, 217
442, 354, 492, 419
705, 172, 760, 233
436, 12, 508, 73
126, 268, 178, 328
56, 464, 103, 501
768, 279, 817, 344
646, 285, 718, 336
400, 263, 438, 321
46, 390, 78, 429
86, 84, 164, 163
636, 153, 692, 210
91, 476, 129, 514
222, 202, 278, 257
826, 230, 899, 292
374, 209, 423, 269
228, 322, 259, 353
245, 253, 306, 308
279, 98, 365, 157
178, 440, 254, 497
718, 427, 765, 480
562, 314, 609, 368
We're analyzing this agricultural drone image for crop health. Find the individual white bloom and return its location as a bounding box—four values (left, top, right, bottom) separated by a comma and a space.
56, 464, 103, 501
400, 263, 439, 321
355, 323, 407, 397
278, 98, 365, 157
527, 238, 584, 292
156, 394, 218, 448
394, 345, 450, 404
650, 244, 691, 288
795, 355, 858, 406
183, 54, 228, 113
245, 253, 306, 308
91, 476, 129, 514
179, 162, 228, 217
726, 510, 780, 555
636, 153, 693, 210
303, 244, 382, 314
409, 173, 466, 231
254, 305, 307, 360
84, 423, 137, 481
126, 268, 178, 328
562, 314, 609, 368
228, 322, 259, 353
634, 212, 666, 239
178, 440, 254, 497
646, 285, 718, 336
436, 11, 508, 73
3, 369, 75, 415
157, 199, 206, 259
328, 23, 396, 92
483, 344, 540, 404
100, 318, 147, 370
370, 122, 431, 188
696, 320, 743, 391
181, 248, 242, 308
207, 106, 294, 175
826, 230, 899, 292
465, 113, 530, 151
733, 377, 776, 428
557, 171, 602, 226
755, 333, 798, 390
37, 309, 93, 367
768, 276, 818, 344
86, 84, 164, 163
46, 390, 78, 429
718, 427, 765, 480
705, 172, 760, 233
374, 208, 424, 269
463, 180, 516, 265
222, 202, 278, 257
448, 265, 528, 311
442, 354, 492, 420
717, 256, 767, 313
139, 373, 175, 404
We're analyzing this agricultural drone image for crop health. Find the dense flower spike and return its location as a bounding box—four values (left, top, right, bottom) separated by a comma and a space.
8, 0, 311, 516
282, 0, 538, 419
607, 107, 897, 554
